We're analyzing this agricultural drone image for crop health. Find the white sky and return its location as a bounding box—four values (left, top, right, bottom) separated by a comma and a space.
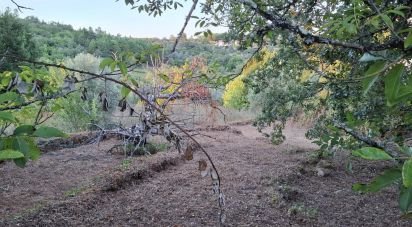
0, 0, 227, 38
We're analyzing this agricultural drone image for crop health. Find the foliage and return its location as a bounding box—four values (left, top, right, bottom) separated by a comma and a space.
0, 9, 37, 71
3, 0, 412, 220
0, 67, 67, 166
50, 54, 113, 132
118, 0, 412, 215
52, 93, 104, 132
225, 0, 412, 214
223, 49, 274, 109
21, 16, 154, 61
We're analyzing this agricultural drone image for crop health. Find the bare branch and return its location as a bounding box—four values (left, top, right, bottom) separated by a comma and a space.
171, 0, 198, 53
10, 0, 33, 13
34, 101, 46, 125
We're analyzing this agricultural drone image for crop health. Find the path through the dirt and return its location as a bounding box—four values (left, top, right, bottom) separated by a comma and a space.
1, 123, 411, 226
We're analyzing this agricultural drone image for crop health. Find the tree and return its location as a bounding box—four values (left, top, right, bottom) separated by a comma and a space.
3, 0, 412, 220
0, 8, 37, 71
120, 0, 412, 215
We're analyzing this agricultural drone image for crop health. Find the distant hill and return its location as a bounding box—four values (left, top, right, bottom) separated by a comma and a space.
19, 16, 250, 73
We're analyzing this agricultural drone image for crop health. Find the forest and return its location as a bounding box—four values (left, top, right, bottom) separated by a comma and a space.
1, 0, 412, 226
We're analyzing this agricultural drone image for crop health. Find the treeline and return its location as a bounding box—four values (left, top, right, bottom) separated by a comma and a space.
23, 16, 153, 60
0, 9, 248, 74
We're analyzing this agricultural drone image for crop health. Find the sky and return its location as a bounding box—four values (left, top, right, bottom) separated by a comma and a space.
0, 0, 226, 38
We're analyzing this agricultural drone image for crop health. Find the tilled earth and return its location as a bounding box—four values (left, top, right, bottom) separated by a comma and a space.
0, 123, 411, 226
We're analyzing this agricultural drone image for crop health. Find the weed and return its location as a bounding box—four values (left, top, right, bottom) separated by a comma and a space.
306, 149, 332, 164
120, 158, 132, 170
10, 202, 45, 220
64, 186, 85, 197
271, 192, 281, 204
287, 203, 318, 218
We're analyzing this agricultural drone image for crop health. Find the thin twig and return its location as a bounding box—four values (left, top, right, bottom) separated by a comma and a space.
0, 90, 77, 111
10, 0, 33, 13
34, 101, 46, 126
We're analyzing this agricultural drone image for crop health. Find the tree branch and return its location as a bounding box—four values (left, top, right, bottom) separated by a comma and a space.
239, 0, 404, 52
333, 120, 401, 158
10, 0, 33, 13
171, 0, 198, 53
333, 120, 385, 149
6, 57, 225, 222
0, 90, 77, 111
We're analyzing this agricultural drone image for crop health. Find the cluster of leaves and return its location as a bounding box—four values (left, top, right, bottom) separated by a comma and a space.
142, 0, 412, 215
246, 45, 320, 144
223, 48, 274, 109
0, 68, 67, 166
123, 0, 184, 17
241, 0, 412, 214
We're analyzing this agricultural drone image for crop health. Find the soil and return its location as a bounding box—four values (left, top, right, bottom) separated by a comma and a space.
0, 122, 411, 226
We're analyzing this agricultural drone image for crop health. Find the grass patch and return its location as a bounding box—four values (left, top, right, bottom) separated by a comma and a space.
287, 203, 318, 218
64, 185, 86, 197
120, 158, 132, 170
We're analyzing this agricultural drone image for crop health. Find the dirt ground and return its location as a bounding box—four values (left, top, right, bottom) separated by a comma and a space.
0, 122, 411, 226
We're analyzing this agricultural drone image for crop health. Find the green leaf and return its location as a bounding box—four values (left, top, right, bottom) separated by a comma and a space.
352, 147, 393, 160
384, 64, 404, 106
120, 86, 131, 98
124, 0, 134, 6
130, 78, 139, 88
51, 103, 63, 112
33, 127, 67, 138
352, 183, 368, 192
0, 111, 15, 122
400, 186, 412, 213
0, 92, 19, 104
12, 136, 40, 160
13, 157, 27, 167
353, 168, 401, 193
365, 61, 386, 77
369, 16, 380, 29
14, 125, 35, 136
362, 75, 379, 95
99, 58, 114, 69
380, 14, 394, 30
110, 61, 117, 72
403, 158, 412, 188
118, 62, 128, 76
0, 149, 24, 160
159, 74, 170, 83
346, 23, 357, 34
405, 32, 412, 49
28, 143, 40, 160
387, 9, 405, 17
